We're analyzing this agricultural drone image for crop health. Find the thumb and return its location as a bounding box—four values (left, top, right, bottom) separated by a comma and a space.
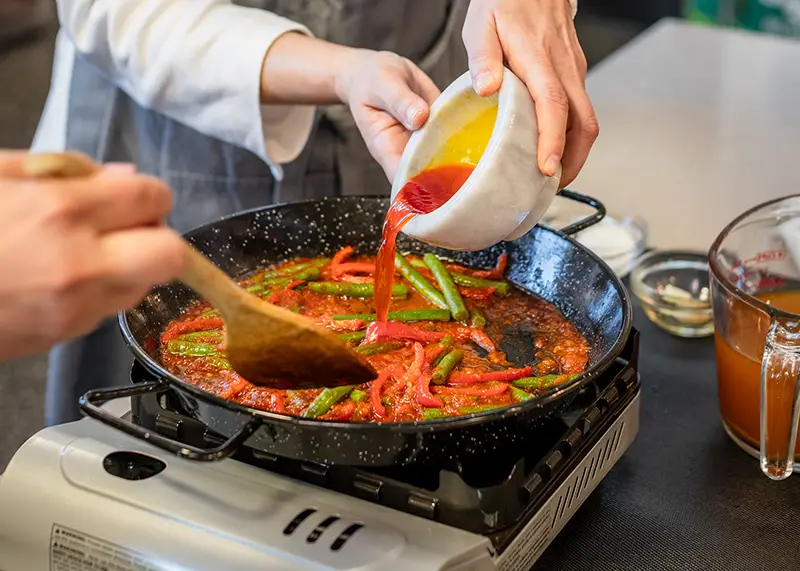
463, 15, 504, 96
376, 77, 431, 131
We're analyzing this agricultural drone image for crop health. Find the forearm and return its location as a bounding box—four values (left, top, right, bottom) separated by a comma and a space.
56, 0, 314, 162
260, 33, 361, 106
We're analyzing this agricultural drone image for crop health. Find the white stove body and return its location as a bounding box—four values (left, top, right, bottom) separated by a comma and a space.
0, 392, 639, 571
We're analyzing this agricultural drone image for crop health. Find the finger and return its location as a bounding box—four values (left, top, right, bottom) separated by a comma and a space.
371, 74, 431, 132
462, 9, 504, 96
559, 82, 599, 188
100, 226, 186, 292
353, 106, 409, 181
410, 66, 441, 108
57, 171, 174, 233
0, 149, 32, 178
516, 55, 569, 177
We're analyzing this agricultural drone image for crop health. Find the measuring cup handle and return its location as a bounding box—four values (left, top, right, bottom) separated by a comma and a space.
760, 317, 800, 480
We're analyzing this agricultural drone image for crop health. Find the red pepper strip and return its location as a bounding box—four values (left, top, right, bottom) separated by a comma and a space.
286, 279, 305, 290
424, 341, 449, 364
339, 274, 374, 284
161, 318, 225, 343
449, 366, 533, 385
267, 289, 303, 308
218, 371, 250, 399
470, 329, 496, 353
416, 370, 441, 408
364, 321, 446, 344
371, 369, 392, 418
403, 343, 441, 408
384, 365, 408, 397
433, 382, 509, 396
330, 246, 354, 278
325, 401, 356, 421
453, 327, 496, 353
401, 343, 425, 382
272, 391, 286, 414
458, 286, 496, 300
336, 319, 366, 332
473, 252, 508, 279
335, 262, 375, 275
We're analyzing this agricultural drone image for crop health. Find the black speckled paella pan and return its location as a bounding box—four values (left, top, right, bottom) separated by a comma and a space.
80, 192, 632, 466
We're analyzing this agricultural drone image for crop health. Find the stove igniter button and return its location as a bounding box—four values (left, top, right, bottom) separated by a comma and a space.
102, 451, 166, 481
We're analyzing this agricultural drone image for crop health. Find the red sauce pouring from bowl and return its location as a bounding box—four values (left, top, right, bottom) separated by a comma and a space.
374, 163, 475, 322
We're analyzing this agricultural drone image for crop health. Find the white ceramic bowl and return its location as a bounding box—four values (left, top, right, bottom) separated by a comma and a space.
390, 68, 561, 251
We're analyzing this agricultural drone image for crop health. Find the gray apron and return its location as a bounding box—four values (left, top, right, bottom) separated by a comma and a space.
45, 0, 469, 425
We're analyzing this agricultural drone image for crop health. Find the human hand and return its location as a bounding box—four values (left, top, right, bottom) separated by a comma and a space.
334, 50, 440, 181
0, 150, 185, 360
462, 0, 598, 188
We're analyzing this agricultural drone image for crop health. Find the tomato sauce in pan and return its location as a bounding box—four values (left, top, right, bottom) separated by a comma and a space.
160, 252, 590, 423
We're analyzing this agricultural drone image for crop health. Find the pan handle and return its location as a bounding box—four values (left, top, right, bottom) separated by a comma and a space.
556, 189, 606, 235
80, 381, 261, 461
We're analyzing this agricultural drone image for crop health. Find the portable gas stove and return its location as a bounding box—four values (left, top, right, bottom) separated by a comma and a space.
0, 331, 640, 571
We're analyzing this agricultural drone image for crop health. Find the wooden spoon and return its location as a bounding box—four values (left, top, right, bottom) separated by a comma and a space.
24, 152, 377, 389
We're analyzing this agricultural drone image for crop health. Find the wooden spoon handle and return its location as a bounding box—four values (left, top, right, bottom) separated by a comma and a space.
179, 245, 249, 315
23, 153, 247, 315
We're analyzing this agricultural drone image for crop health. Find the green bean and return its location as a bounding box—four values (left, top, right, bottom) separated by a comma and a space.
395, 254, 448, 309
204, 355, 232, 370
261, 258, 330, 280
470, 309, 487, 330
199, 308, 220, 318
450, 273, 510, 297
304, 385, 356, 418
166, 340, 218, 357
295, 267, 321, 281
354, 342, 403, 356
423, 408, 447, 420
332, 309, 451, 323
431, 336, 455, 366
246, 284, 265, 294
349, 389, 368, 403
512, 374, 578, 390
511, 387, 533, 402
423, 254, 468, 321
409, 258, 427, 269
260, 269, 318, 290
458, 404, 506, 415
432, 349, 463, 385
308, 282, 407, 298
261, 277, 294, 289
177, 330, 223, 341
338, 331, 367, 343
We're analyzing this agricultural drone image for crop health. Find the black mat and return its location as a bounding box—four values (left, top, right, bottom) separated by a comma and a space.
537, 303, 800, 570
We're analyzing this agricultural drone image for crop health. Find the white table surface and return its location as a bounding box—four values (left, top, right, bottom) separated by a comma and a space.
571, 18, 800, 252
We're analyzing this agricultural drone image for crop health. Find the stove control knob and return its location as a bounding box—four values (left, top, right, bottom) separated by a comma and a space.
102, 451, 167, 481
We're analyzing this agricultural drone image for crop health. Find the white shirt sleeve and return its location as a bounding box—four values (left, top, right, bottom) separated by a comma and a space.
56, 0, 316, 165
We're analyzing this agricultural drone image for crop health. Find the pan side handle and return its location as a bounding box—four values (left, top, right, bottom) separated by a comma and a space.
80, 381, 261, 461
556, 189, 606, 235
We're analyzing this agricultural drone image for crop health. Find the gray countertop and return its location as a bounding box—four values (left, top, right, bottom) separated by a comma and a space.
571, 18, 800, 252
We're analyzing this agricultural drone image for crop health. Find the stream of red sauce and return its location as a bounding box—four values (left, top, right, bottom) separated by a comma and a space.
374, 163, 476, 321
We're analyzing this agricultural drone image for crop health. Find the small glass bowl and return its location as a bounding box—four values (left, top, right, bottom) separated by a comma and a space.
629, 250, 714, 338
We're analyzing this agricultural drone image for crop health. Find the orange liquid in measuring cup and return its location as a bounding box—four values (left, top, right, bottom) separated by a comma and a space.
715, 290, 800, 457
373, 105, 497, 322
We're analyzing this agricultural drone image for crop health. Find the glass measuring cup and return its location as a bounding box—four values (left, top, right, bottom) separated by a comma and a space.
709, 195, 800, 480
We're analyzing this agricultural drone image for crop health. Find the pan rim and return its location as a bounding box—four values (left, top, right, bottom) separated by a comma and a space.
118, 195, 633, 432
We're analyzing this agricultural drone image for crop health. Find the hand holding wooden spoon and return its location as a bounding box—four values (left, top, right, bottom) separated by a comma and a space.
25, 152, 376, 389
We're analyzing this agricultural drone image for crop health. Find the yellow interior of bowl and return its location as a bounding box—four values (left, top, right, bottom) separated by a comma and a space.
426, 97, 498, 170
